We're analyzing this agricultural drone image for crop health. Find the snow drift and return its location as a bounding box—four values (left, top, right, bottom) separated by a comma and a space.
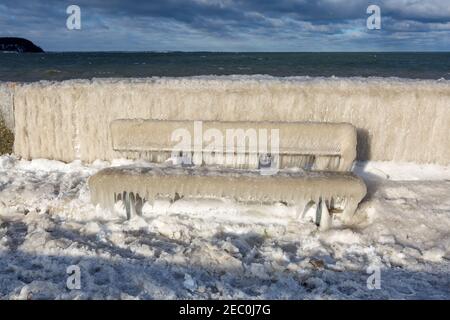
10, 77, 450, 164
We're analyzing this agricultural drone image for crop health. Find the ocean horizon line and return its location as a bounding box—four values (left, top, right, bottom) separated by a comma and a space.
21, 50, 450, 54
1, 51, 449, 82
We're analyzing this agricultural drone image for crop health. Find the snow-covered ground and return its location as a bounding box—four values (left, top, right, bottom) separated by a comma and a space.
0, 155, 449, 299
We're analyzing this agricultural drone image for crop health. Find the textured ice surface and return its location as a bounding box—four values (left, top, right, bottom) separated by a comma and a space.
11, 76, 450, 164
88, 165, 366, 224
0, 82, 14, 131
0, 155, 449, 299
111, 119, 356, 171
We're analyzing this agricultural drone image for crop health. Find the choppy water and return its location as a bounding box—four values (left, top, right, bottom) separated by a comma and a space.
0, 52, 449, 82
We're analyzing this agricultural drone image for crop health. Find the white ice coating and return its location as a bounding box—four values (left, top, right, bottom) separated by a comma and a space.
0, 82, 14, 131
89, 165, 367, 224
11, 76, 450, 164
111, 119, 357, 171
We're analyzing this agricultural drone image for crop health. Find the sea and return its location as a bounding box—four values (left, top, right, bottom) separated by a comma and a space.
0, 52, 449, 82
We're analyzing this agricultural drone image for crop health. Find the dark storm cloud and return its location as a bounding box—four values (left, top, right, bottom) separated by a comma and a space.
0, 0, 449, 51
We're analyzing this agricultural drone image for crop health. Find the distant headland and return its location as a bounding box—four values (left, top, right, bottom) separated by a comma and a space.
0, 37, 44, 53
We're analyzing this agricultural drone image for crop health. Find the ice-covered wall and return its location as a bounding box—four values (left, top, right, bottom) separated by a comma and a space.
12, 77, 450, 164
0, 82, 14, 131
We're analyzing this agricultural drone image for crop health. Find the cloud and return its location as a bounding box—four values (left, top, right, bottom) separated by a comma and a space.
0, 0, 449, 51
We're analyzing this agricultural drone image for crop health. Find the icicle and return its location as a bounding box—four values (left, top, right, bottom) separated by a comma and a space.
88, 166, 366, 227
319, 199, 332, 230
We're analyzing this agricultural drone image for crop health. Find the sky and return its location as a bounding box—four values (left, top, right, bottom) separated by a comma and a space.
0, 0, 449, 52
